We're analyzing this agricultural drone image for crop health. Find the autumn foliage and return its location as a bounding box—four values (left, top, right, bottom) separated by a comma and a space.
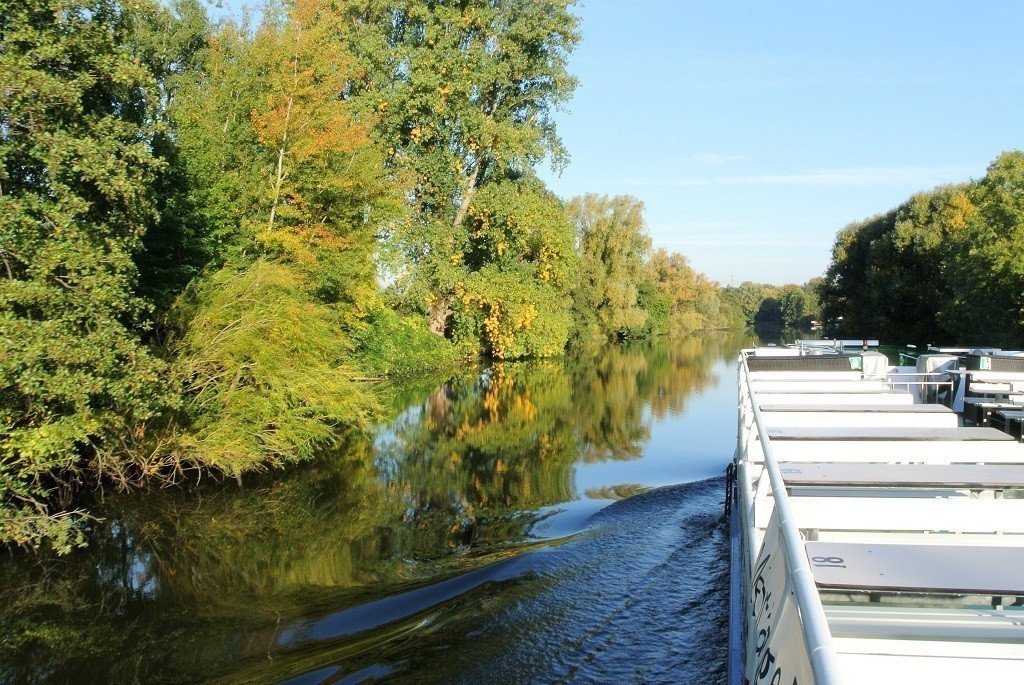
0, 0, 729, 552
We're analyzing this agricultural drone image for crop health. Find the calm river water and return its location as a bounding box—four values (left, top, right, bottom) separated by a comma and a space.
0, 331, 756, 684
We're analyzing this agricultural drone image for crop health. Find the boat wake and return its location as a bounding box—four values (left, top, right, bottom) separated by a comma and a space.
254, 477, 729, 685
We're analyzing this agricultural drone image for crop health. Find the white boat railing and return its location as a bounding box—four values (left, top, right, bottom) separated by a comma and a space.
885, 370, 955, 403
738, 352, 842, 685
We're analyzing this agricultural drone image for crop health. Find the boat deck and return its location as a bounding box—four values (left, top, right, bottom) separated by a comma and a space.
731, 349, 1024, 684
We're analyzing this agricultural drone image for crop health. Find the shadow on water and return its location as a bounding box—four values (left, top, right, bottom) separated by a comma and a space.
0, 330, 753, 684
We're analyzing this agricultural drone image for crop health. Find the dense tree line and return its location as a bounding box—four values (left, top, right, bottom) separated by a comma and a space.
0, 1, 730, 550
819, 151, 1024, 347
719, 280, 822, 332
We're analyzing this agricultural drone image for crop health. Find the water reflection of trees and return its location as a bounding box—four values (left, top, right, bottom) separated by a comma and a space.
0, 332, 753, 683
645, 329, 753, 419
374, 360, 579, 555
569, 331, 751, 461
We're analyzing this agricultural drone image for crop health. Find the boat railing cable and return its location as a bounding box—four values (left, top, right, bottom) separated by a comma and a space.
740, 353, 843, 685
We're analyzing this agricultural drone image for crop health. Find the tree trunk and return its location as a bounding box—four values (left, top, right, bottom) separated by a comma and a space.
268, 26, 301, 231
452, 158, 482, 229
428, 294, 450, 336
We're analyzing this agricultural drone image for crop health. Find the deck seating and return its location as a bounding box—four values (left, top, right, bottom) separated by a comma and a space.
765, 426, 1012, 441
805, 541, 1024, 595
759, 404, 958, 429
779, 462, 1024, 489
755, 392, 915, 405
832, 637, 1024, 681
751, 380, 892, 392
735, 348, 1024, 684
826, 606, 1024, 642
962, 397, 1022, 426
757, 439, 1024, 464
992, 409, 1024, 439
749, 370, 863, 381
761, 496, 1024, 533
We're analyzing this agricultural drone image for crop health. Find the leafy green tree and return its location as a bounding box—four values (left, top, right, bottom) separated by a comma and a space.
164, 15, 265, 268
131, 0, 213, 314
568, 194, 652, 340
0, 0, 177, 550
645, 248, 723, 335
776, 283, 819, 328
349, 0, 581, 335
820, 184, 974, 344
720, 281, 771, 327
161, 0, 409, 474
450, 180, 577, 358
819, 213, 894, 337
944, 152, 1024, 346
247, 0, 401, 308
753, 295, 782, 329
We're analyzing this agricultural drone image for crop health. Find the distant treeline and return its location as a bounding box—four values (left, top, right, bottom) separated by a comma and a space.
819, 151, 1024, 347
720, 280, 822, 332
0, 1, 739, 550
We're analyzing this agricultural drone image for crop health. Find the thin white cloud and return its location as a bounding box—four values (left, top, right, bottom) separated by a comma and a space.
660, 236, 828, 248
624, 164, 980, 188
692, 152, 746, 166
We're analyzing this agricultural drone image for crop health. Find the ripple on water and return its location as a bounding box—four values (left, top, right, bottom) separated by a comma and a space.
268, 477, 730, 685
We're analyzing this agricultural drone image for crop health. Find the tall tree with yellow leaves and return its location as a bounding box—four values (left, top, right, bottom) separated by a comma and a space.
341, 0, 581, 337
249, 0, 399, 305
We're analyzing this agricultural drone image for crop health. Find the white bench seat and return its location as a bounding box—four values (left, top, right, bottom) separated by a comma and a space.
827, 606, 1024, 641
761, 410, 959, 429
834, 637, 1024, 682
779, 462, 1024, 489
752, 380, 893, 393
749, 371, 863, 381
755, 392, 915, 406
766, 427, 1012, 441
761, 404, 954, 414
805, 541, 1024, 595
759, 496, 1024, 533
965, 370, 1024, 384
757, 439, 1024, 464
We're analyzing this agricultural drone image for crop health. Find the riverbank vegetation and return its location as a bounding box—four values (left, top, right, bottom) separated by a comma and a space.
0, 334, 743, 681
720, 280, 822, 333
819, 151, 1024, 347
1, 1, 739, 551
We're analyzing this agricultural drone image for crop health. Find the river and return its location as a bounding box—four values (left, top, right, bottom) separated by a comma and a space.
0, 330, 755, 684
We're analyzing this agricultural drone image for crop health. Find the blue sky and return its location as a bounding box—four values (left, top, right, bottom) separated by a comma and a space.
212, 1, 1024, 286
537, 1, 1024, 285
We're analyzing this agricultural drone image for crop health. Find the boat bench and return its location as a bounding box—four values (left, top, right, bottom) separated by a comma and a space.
832, 638, 1024, 680
826, 606, 1024, 641
761, 404, 955, 414
962, 370, 1024, 392
992, 410, 1024, 439
964, 370, 1024, 396
749, 371, 864, 381
766, 426, 1013, 441
744, 427, 1021, 464
805, 541, 1024, 595
965, 382, 1024, 396
757, 439, 1024, 464
760, 405, 958, 429
962, 398, 1021, 426
751, 380, 892, 394
779, 462, 1024, 489
754, 393, 915, 406
760, 496, 1024, 533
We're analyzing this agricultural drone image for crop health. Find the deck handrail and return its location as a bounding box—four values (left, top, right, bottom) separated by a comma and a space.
740, 351, 843, 685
